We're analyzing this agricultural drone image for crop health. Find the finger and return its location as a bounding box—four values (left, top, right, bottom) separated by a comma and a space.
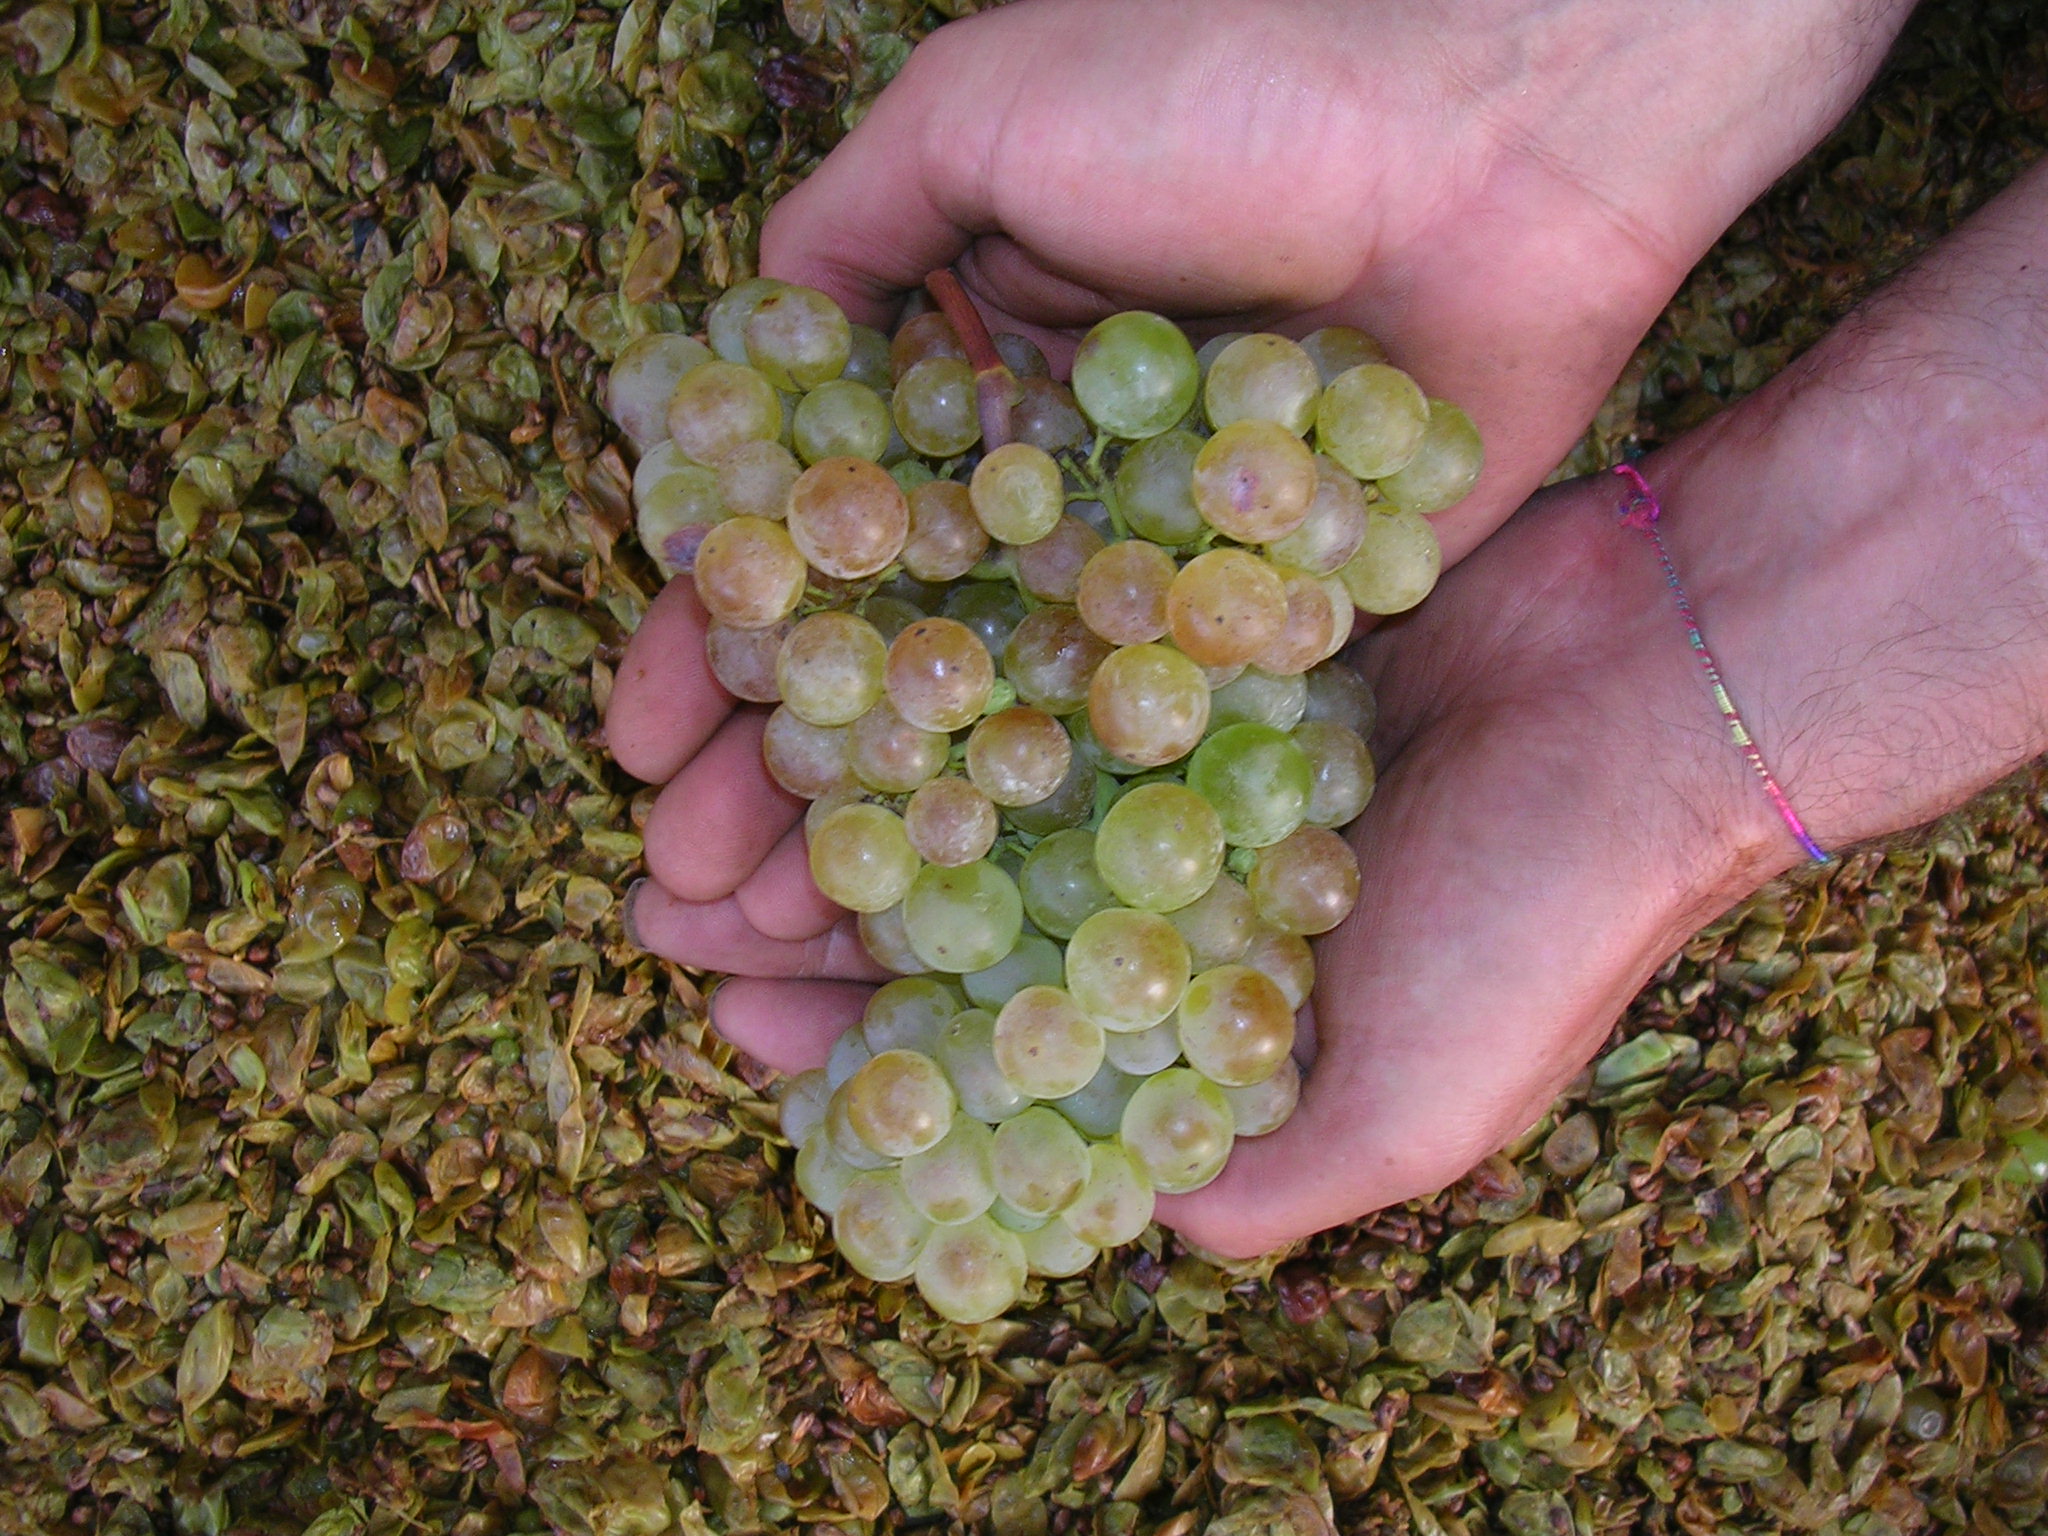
628, 878, 890, 982
735, 822, 844, 943
642, 712, 803, 902
607, 579, 733, 785
709, 978, 874, 1076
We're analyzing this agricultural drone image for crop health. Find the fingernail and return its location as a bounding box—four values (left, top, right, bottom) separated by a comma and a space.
621, 878, 647, 949
703, 977, 729, 1039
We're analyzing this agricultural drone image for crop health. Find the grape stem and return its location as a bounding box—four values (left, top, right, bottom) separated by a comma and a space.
924, 268, 1019, 449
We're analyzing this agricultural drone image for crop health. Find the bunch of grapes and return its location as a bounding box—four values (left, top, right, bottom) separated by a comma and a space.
605, 273, 1481, 1324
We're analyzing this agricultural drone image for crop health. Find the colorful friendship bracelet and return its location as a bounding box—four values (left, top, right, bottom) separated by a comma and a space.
1611, 462, 1831, 865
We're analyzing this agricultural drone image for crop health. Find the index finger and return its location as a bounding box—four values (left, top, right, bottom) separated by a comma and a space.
606, 578, 735, 785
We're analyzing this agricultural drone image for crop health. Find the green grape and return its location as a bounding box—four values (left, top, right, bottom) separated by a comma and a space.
1020, 828, 1118, 940
1020, 1219, 1097, 1278
886, 617, 996, 732
1052, 1062, 1142, 1138
693, 516, 808, 629
1095, 782, 1225, 910
1317, 575, 1358, 663
903, 480, 989, 582
1066, 907, 1191, 1033
1087, 643, 1209, 767
1065, 1141, 1155, 1247
936, 1008, 1028, 1122
1177, 964, 1295, 1087
1256, 565, 1346, 676
1244, 923, 1315, 1010
1013, 376, 1089, 453
1012, 514, 1104, 604
834, 1169, 932, 1283
1209, 666, 1308, 733
793, 378, 892, 464
634, 442, 726, 576
713, 438, 801, 520
900, 1115, 998, 1225
706, 277, 784, 362
963, 931, 1066, 1008
1007, 748, 1099, 836
778, 1067, 833, 1149
608, 332, 712, 450
1203, 333, 1322, 436
858, 902, 926, 975
1293, 720, 1375, 827
966, 706, 1073, 807
667, 359, 782, 463
904, 860, 1024, 974
1248, 826, 1360, 935
1192, 419, 1319, 542
1114, 430, 1205, 543
743, 283, 852, 390
993, 986, 1106, 1099
1005, 606, 1112, 716
1167, 549, 1287, 669
826, 1024, 873, 1089
1196, 330, 1250, 375
1379, 399, 1484, 513
1076, 537, 1175, 645
1166, 873, 1257, 969
1302, 660, 1376, 737
776, 611, 887, 727
1339, 508, 1441, 615
1120, 1068, 1235, 1195
970, 442, 1065, 544
914, 1216, 1027, 1324
809, 803, 920, 913
866, 593, 932, 644
1300, 325, 1388, 384
1102, 1019, 1181, 1075
804, 783, 866, 842
996, 332, 1050, 377
1315, 363, 1429, 480
894, 357, 981, 457
824, 1083, 892, 1171
787, 456, 910, 580
863, 976, 963, 1056
848, 699, 949, 793
795, 1134, 861, 1215
1187, 723, 1313, 849
1222, 1056, 1300, 1137
761, 706, 851, 798
1266, 454, 1371, 574
990, 1106, 1090, 1218
845, 1048, 956, 1158
1071, 311, 1199, 439
904, 776, 1000, 866
945, 578, 1029, 656
843, 322, 894, 387
889, 310, 965, 377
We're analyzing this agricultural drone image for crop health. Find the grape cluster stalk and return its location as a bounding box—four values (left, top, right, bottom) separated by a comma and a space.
606, 276, 1482, 1323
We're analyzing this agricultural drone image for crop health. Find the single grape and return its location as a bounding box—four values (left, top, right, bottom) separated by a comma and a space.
843, 322, 893, 387
858, 902, 926, 975
844, 1048, 956, 1158
834, 1169, 932, 1283
705, 618, 787, 707
1114, 430, 1205, 544
1302, 659, 1377, 737
761, 705, 851, 798
1300, 325, 1388, 383
1102, 1018, 1181, 1075
1203, 332, 1321, 434
914, 1216, 1027, 1324
1223, 1056, 1301, 1137
743, 283, 852, 390
635, 444, 727, 577
970, 442, 1065, 544
1006, 606, 1113, 716
793, 378, 892, 464
886, 617, 996, 732
963, 932, 1066, 1009
795, 1134, 861, 1215
1187, 723, 1313, 849
706, 277, 784, 362
1007, 747, 1099, 836
994, 332, 1049, 376
1066, 907, 1192, 1033
889, 310, 966, 378
900, 1115, 998, 1225
945, 578, 1029, 656
714, 438, 801, 520
847, 699, 950, 793
904, 776, 1000, 866
1065, 1142, 1155, 1248
804, 783, 866, 841
1094, 781, 1226, 911
902, 479, 989, 582
1051, 1061, 1142, 1138
1255, 565, 1345, 676
1076, 538, 1175, 646
1072, 311, 1200, 439
1339, 508, 1442, 615
903, 860, 1024, 973
1019, 1218, 1097, 1279
776, 611, 887, 727
894, 357, 981, 458
1192, 419, 1319, 542
667, 359, 782, 463
1012, 515, 1105, 603
1248, 826, 1361, 935
608, 332, 712, 449
863, 975, 964, 1056
1243, 923, 1315, 1010
990, 1106, 1090, 1218
824, 1079, 889, 1168
786, 456, 910, 580
1316, 363, 1429, 480
1087, 643, 1210, 767
966, 706, 1073, 807
1120, 1068, 1235, 1195
1317, 575, 1358, 663
1177, 964, 1295, 1087
993, 986, 1106, 1100
809, 803, 920, 913
1166, 549, 1288, 670
1209, 666, 1308, 733
1166, 873, 1257, 969
1379, 399, 1484, 513
693, 515, 808, 629
1266, 454, 1371, 574
1293, 720, 1375, 827
1013, 376, 1089, 453
777, 1067, 833, 1150
936, 1008, 1028, 1122
1020, 827, 1118, 940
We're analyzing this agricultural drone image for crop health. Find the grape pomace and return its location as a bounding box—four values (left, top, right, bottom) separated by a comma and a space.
1071, 311, 1200, 439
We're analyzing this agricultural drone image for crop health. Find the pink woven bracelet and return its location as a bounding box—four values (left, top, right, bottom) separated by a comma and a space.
1612, 462, 1830, 864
